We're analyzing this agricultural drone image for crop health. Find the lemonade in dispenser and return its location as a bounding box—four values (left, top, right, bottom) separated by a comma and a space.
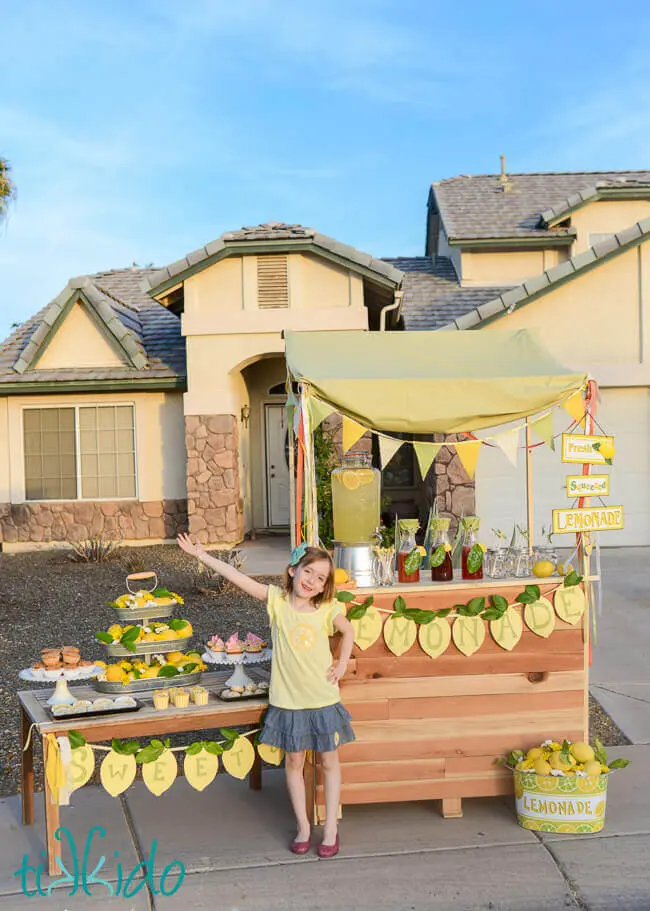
331, 453, 381, 543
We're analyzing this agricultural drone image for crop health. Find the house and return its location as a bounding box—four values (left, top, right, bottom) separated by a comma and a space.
2, 170, 649, 550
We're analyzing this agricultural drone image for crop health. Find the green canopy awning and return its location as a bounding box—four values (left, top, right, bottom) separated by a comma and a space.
285, 329, 588, 434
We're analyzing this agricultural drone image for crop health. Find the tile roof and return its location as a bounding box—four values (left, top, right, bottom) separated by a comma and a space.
144, 222, 403, 294
432, 170, 650, 240
438, 216, 650, 331
0, 268, 185, 389
381, 257, 512, 330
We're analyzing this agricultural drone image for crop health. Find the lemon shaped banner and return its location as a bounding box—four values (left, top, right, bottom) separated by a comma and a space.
184, 749, 219, 792
66, 745, 95, 793
222, 736, 256, 780
524, 598, 555, 638
351, 605, 383, 651
554, 587, 586, 626
100, 750, 136, 797
383, 616, 417, 656
257, 743, 285, 766
418, 617, 451, 659
452, 616, 485, 656
142, 749, 178, 796
490, 606, 523, 651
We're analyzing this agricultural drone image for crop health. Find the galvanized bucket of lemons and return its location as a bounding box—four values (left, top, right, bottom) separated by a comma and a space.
506, 740, 629, 834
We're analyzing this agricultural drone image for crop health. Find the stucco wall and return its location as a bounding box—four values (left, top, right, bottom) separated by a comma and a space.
571, 200, 650, 254
34, 303, 125, 370
0, 398, 9, 502
461, 248, 566, 287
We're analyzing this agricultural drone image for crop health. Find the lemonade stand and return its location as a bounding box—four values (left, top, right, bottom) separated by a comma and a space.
284, 328, 604, 823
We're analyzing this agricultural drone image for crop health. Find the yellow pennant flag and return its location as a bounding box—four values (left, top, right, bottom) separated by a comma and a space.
531, 412, 555, 451
563, 391, 586, 429
342, 416, 368, 453
308, 397, 334, 430
413, 442, 441, 480
378, 435, 404, 469
455, 440, 482, 480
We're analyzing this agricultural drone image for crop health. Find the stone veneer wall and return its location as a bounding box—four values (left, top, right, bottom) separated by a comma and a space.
428, 434, 476, 535
0, 499, 188, 545
185, 414, 244, 545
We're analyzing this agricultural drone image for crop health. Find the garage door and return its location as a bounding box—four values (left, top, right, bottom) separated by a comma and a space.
476, 387, 650, 548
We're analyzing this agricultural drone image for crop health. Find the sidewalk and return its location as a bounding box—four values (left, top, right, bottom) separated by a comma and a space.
0, 746, 647, 910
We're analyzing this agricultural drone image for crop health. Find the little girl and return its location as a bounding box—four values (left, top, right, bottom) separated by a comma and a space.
177, 534, 355, 859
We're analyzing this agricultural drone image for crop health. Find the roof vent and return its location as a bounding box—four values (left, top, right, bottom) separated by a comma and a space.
257, 255, 289, 308
496, 155, 515, 193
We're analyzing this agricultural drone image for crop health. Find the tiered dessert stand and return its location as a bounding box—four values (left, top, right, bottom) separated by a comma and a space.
202, 643, 272, 689
95, 571, 202, 694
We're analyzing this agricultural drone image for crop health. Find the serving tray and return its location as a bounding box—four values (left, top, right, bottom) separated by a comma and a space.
104, 636, 191, 657
95, 670, 202, 694
48, 699, 142, 721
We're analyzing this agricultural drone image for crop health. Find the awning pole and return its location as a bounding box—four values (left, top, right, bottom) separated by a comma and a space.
288, 410, 297, 550
295, 394, 305, 546
525, 417, 534, 554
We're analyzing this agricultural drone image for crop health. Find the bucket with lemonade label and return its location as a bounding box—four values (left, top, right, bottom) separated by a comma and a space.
514, 769, 609, 834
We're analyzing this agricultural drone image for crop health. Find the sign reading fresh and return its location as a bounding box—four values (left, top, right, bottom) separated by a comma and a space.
561, 435, 615, 465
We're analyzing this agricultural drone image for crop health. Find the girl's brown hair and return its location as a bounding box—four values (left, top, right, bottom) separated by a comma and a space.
283, 546, 335, 606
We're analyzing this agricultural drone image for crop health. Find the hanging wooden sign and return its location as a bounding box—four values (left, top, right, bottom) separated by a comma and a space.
383, 616, 417, 656
554, 587, 586, 625
184, 749, 219, 792
351, 606, 383, 650
523, 598, 555, 638
566, 475, 609, 498
552, 505, 624, 534
418, 617, 451, 659
561, 435, 614, 464
490, 606, 523, 651
142, 749, 178, 796
100, 750, 137, 797
452, 616, 485, 656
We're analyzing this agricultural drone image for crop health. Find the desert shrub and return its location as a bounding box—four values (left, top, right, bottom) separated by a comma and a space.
67, 536, 120, 563
192, 548, 245, 595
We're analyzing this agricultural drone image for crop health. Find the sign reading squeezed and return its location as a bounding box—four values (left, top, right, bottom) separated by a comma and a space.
565, 474, 609, 498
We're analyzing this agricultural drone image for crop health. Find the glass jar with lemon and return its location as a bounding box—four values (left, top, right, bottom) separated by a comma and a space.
331, 452, 381, 544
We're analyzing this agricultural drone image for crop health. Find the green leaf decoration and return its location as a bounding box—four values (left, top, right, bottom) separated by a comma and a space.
219, 727, 239, 742
604, 457, 612, 465
360, 596, 374, 609
608, 758, 630, 770
505, 749, 524, 767
179, 662, 198, 674
434, 608, 453, 618
112, 738, 141, 755
168, 618, 187, 631
415, 610, 436, 625
491, 594, 509, 616
348, 604, 367, 620
132, 669, 142, 680
564, 571, 583, 588
157, 665, 180, 678
151, 739, 164, 750
152, 587, 173, 598
592, 442, 601, 451
467, 597, 485, 616
164, 738, 171, 748
186, 742, 203, 755
205, 741, 224, 756
401, 608, 435, 625
593, 738, 608, 766
560, 739, 573, 767
525, 584, 541, 601
466, 543, 484, 574
456, 604, 472, 617
120, 627, 140, 653
68, 730, 86, 749
404, 547, 421, 576
429, 545, 446, 568
516, 590, 536, 604
393, 596, 407, 616
136, 744, 163, 764
95, 631, 113, 644
481, 608, 502, 621
106, 601, 121, 609
336, 590, 356, 603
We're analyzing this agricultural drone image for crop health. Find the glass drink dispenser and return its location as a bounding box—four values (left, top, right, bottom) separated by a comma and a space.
331, 453, 381, 544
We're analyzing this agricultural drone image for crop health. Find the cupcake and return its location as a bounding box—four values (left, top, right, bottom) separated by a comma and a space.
244, 683, 257, 694
208, 635, 225, 653
41, 649, 61, 669
153, 690, 169, 711
191, 687, 209, 706
230, 684, 245, 695
245, 633, 264, 653
62, 651, 81, 668
225, 633, 244, 654
174, 690, 190, 708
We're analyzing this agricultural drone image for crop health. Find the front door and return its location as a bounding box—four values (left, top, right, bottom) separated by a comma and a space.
265, 403, 290, 527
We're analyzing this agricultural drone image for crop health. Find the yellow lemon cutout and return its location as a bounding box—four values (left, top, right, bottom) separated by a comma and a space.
290, 624, 317, 652
66, 744, 95, 793
524, 598, 555, 638
418, 617, 451, 659
100, 750, 136, 797
351, 606, 383, 650
184, 749, 219, 792
452, 616, 485, 656
490, 606, 523, 651
222, 736, 256, 780
383, 616, 417, 656
257, 743, 285, 766
554, 587, 586, 625
142, 749, 177, 796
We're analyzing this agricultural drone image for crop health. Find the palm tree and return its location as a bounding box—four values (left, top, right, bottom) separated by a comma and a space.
0, 157, 16, 221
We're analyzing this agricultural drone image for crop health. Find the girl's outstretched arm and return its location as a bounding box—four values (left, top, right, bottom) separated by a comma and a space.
177, 533, 269, 602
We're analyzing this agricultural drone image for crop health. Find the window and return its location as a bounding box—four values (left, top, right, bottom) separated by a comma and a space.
257, 255, 289, 308
23, 405, 136, 501
382, 443, 416, 488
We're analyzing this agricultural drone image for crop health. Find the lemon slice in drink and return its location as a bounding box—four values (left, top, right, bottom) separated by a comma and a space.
341, 472, 361, 491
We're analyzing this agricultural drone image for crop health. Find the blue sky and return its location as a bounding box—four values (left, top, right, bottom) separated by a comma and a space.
2, 0, 650, 338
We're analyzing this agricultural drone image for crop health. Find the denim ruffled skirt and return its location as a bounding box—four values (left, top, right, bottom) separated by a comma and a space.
259, 703, 356, 753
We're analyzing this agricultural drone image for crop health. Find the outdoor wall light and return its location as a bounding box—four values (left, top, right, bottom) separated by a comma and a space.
240, 404, 250, 428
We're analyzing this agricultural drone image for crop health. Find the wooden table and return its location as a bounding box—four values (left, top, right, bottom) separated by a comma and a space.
19, 670, 271, 875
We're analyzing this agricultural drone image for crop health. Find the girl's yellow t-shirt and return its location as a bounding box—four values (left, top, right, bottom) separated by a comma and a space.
266, 585, 344, 710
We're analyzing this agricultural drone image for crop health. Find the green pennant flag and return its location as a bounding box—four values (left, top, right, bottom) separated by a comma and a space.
413, 442, 441, 480
531, 411, 555, 451
307, 397, 335, 430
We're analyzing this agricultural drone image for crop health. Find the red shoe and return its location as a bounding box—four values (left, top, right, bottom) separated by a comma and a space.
290, 838, 311, 855
317, 835, 339, 859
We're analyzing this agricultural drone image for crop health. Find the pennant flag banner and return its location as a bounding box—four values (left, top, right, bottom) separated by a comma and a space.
307, 397, 335, 431
531, 412, 555, 451
563, 391, 586, 429
455, 440, 482, 480
378, 435, 404, 469
413, 442, 441, 480
490, 428, 520, 468
342, 416, 368, 454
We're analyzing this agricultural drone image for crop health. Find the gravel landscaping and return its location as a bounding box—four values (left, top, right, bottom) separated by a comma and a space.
0, 544, 629, 797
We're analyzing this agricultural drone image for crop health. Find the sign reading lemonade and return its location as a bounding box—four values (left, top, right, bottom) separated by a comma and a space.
561, 434, 615, 464
515, 771, 608, 833
565, 474, 610, 498
552, 505, 624, 534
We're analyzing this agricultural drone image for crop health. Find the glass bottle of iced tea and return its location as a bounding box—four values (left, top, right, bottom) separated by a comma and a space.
429, 518, 453, 582
460, 516, 484, 581
397, 519, 420, 583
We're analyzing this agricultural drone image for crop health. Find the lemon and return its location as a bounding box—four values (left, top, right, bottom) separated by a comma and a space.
165, 651, 186, 664
105, 665, 123, 682
598, 441, 615, 461
107, 624, 123, 639
140, 666, 160, 679
174, 620, 193, 637
341, 472, 361, 491
526, 747, 544, 761
94, 660, 107, 669
141, 632, 157, 642
334, 568, 349, 584
583, 759, 603, 776
533, 560, 555, 578
570, 742, 595, 763
557, 562, 573, 577
550, 751, 574, 772
533, 758, 552, 775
